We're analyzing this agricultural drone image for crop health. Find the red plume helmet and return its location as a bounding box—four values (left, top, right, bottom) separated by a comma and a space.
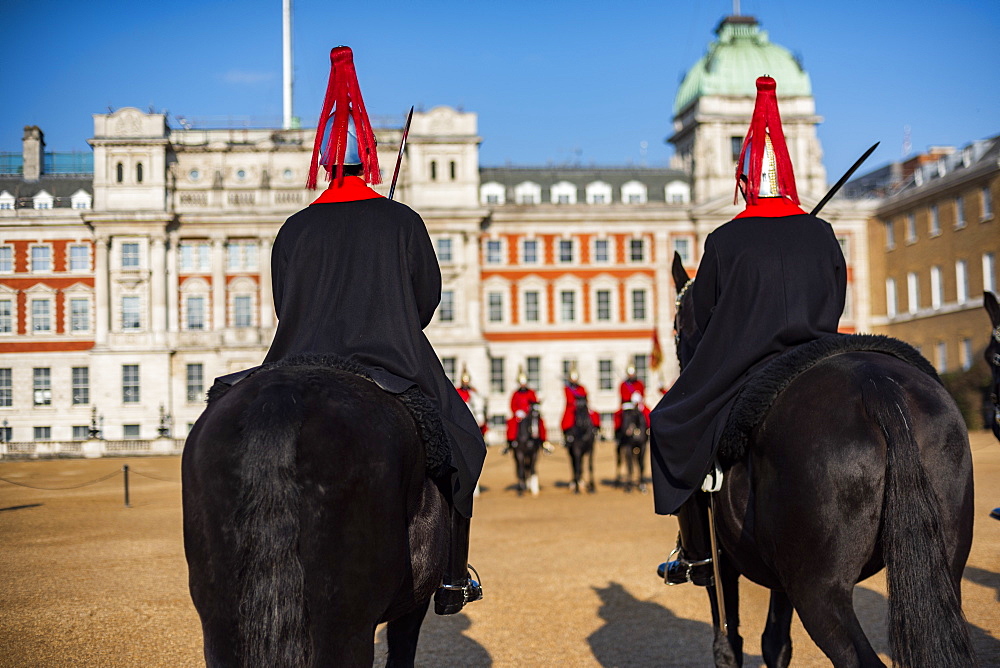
734, 76, 799, 205
307, 46, 381, 189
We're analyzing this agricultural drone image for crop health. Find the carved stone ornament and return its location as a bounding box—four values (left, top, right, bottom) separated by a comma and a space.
112, 110, 144, 137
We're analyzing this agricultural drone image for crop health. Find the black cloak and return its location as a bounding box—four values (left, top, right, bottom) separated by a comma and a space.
263, 198, 486, 518
649, 212, 847, 515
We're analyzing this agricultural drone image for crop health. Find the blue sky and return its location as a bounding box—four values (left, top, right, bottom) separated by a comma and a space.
1, 0, 997, 180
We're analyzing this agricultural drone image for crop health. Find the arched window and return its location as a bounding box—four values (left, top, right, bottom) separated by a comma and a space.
450, 161, 457, 180
116, 162, 124, 183
136, 162, 144, 183
430, 160, 438, 181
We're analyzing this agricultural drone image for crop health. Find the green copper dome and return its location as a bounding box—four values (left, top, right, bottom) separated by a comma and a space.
674, 16, 812, 115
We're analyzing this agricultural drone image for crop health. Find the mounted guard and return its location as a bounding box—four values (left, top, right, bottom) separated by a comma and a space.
262, 46, 485, 614
506, 369, 546, 449
650, 76, 847, 586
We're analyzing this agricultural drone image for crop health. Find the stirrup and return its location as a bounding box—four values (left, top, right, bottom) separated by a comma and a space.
702, 462, 723, 493
660, 542, 713, 586
434, 565, 483, 615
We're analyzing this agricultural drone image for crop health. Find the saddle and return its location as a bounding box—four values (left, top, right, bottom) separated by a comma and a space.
207, 353, 453, 479
717, 334, 940, 466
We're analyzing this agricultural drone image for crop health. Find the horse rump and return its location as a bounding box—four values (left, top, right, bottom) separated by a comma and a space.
862, 373, 976, 667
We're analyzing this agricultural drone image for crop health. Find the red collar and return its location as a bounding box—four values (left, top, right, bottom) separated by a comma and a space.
310, 175, 385, 204
733, 197, 806, 219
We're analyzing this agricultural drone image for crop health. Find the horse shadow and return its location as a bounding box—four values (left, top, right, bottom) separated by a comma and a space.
374, 611, 491, 665
963, 564, 1000, 602
587, 581, 766, 667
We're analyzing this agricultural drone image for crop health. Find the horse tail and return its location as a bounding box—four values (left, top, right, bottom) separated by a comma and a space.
864, 375, 976, 667
233, 382, 309, 668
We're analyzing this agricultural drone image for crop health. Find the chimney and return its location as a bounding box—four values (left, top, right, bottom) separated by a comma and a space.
23, 126, 45, 182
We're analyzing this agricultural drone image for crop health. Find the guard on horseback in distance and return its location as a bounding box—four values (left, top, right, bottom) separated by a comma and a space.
650, 76, 847, 585
561, 365, 600, 443
456, 366, 488, 436
613, 365, 650, 437
262, 46, 485, 614
506, 369, 546, 451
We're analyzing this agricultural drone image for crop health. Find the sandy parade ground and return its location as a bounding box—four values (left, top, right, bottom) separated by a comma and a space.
1, 431, 998, 667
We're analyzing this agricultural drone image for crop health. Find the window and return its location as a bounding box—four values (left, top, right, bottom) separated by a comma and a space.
632, 354, 649, 385
934, 342, 947, 374
116, 162, 124, 183
72, 426, 90, 441
430, 160, 437, 181
124, 424, 141, 438
557, 195, 570, 204
586, 182, 612, 204
0, 368, 11, 407
524, 291, 540, 322
31, 245, 51, 272
122, 365, 140, 404
592, 194, 605, 204
440, 357, 456, 384
233, 295, 253, 328
929, 205, 940, 236
34, 426, 52, 441
68, 298, 88, 332
186, 364, 204, 403
487, 292, 503, 323
449, 161, 457, 181
562, 359, 574, 381
485, 239, 502, 265
514, 181, 541, 205
0, 246, 11, 272
33, 367, 51, 406
486, 194, 499, 204
596, 290, 611, 322
984, 253, 996, 293
439, 290, 455, 323
551, 182, 577, 205
884, 221, 895, 250
906, 272, 919, 313
905, 214, 916, 242
599, 359, 613, 390
226, 241, 259, 271
436, 237, 453, 263
982, 186, 993, 219
121, 242, 140, 268
955, 196, 966, 229
0, 425, 10, 442
961, 338, 973, 371
673, 238, 691, 264
31, 299, 51, 332
628, 194, 641, 204
69, 245, 89, 271
930, 266, 942, 309
481, 182, 506, 206
0, 299, 11, 333
122, 295, 141, 330
621, 181, 647, 204
72, 367, 89, 405
838, 237, 851, 263
490, 357, 505, 393
594, 238, 610, 263
885, 278, 897, 318
187, 296, 206, 330
629, 238, 645, 262
558, 239, 574, 264
136, 163, 143, 183
631, 289, 647, 321
522, 239, 538, 264
560, 291, 576, 322
731, 136, 744, 162
526, 356, 541, 390
179, 242, 211, 272
955, 260, 968, 304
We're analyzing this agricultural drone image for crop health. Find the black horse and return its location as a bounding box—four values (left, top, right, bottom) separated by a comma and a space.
564, 399, 596, 494
668, 253, 976, 668
511, 403, 543, 496
615, 405, 648, 493
985, 291, 1000, 441
182, 361, 449, 667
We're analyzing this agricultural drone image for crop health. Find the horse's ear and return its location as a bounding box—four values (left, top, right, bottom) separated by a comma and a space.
985, 291, 1000, 327
672, 251, 690, 292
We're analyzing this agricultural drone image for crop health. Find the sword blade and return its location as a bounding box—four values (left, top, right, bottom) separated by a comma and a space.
811, 141, 880, 216
707, 492, 728, 633
388, 106, 414, 201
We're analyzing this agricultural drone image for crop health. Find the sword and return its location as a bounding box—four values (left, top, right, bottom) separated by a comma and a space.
707, 492, 728, 634
388, 106, 414, 201
810, 142, 880, 216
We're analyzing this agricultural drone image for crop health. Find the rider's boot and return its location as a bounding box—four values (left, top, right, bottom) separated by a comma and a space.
657, 491, 714, 586
434, 509, 483, 615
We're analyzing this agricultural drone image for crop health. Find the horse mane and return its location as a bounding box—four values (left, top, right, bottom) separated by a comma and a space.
209, 353, 452, 480
718, 334, 940, 466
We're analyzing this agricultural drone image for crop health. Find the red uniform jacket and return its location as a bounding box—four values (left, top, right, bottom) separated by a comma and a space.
614, 379, 651, 430
561, 383, 600, 431
507, 387, 546, 441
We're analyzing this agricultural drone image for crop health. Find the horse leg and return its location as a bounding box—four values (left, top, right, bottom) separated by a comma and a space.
385, 601, 430, 668
785, 585, 883, 668
761, 590, 793, 668
586, 443, 596, 493
638, 440, 648, 493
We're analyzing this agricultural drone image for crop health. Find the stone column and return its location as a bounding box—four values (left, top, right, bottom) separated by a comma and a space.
212, 237, 226, 331
259, 237, 274, 329
166, 232, 179, 333
150, 234, 167, 345
94, 235, 110, 346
